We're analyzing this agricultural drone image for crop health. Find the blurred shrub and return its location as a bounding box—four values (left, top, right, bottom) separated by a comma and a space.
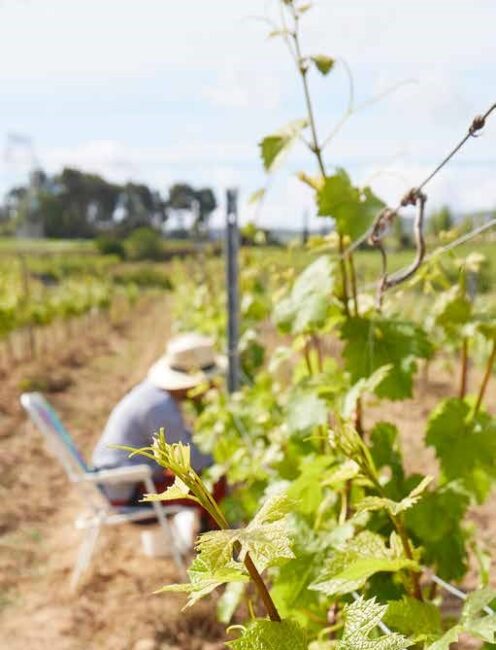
95, 236, 127, 259
112, 265, 173, 290
125, 227, 164, 261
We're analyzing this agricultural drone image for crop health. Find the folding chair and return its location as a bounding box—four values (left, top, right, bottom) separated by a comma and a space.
20, 392, 187, 590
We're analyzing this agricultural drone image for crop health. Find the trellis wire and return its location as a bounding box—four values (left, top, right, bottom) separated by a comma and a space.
424, 217, 496, 264
343, 102, 496, 259
353, 572, 494, 640
429, 572, 495, 616
354, 572, 495, 639
358, 216, 496, 294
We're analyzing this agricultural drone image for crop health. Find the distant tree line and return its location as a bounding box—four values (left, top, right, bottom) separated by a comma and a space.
0, 167, 217, 239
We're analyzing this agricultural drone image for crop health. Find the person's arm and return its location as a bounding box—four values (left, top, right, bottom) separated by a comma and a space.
146, 400, 212, 474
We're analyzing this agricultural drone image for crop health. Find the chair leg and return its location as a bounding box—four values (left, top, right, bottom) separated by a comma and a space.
70, 521, 102, 591
144, 477, 186, 576
161, 513, 187, 576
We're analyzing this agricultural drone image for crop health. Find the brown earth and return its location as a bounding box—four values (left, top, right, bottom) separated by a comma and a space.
0, 300, 494, 650
0, 296, 224, 650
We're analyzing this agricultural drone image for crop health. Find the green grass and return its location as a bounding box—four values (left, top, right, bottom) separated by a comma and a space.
0, 237, 95, 254
1, 234, 495, 288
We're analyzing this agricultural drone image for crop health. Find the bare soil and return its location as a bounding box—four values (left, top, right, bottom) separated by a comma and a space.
0, 301, 494, 649
0, 296, 224, 650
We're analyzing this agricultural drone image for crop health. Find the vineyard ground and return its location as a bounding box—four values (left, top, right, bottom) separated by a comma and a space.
0, 289, 494, 649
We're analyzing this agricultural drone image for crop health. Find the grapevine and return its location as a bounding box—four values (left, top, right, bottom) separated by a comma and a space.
121, 1, 496, 647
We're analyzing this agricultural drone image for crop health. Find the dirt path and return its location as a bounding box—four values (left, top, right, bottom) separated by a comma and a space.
0, 296, 224, 650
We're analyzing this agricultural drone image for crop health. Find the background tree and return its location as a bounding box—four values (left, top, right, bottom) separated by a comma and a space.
2, 170, 216, 239
428, 205, 454, 236
165, 183, 217, 237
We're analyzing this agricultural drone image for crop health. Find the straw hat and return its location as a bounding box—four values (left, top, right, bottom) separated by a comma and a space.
147, 333, 226, 391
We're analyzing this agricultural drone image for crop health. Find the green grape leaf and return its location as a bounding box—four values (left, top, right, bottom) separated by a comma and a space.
478, 321, 496, 341
342, 364, 393, 418
384, 597, 442, 641
337, 596, 412, 650
462, 587, 496, 621
273, 256, 336, 334
143, 475, 198, 504
309, 642, 333, 650
369, 422, 405, 485
287, 391, 328, 436
272, 552, 323, 625
252, 490, 292, 525
425, 398, 496, 501
322, 459, 361, 487
316, 170, 385, 240
341, 317, 433, 400
259, 119, 308, 172
226, 618, 307, 649
405, 482, 470, 581
197, 491, 294, 574
287, 455, 334, 515
155, 555, 248, 608
310, 531, 418, 597
356, 476, 432, 517
426, 587, 496, 649
426, 626, 462, 650
159, 492, 293, 607
297, 171, 324, 191
433, 286, 472, 333
311, 54, 335, 75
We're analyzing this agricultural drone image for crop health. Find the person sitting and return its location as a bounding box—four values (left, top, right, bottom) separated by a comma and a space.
91, 332, 225, 508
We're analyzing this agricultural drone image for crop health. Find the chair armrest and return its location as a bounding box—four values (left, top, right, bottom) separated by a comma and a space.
80, 464, 153, 485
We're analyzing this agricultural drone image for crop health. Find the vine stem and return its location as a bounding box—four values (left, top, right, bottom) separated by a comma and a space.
348, 250, 363, 434
304, 339, 314, 375
354, 398, 364, 438
338, 236, 350, 315
459, 338, 469, 399
368, 475, 423, 601
287, 3, 350, 307
312, 334, 324, 373
347, 252, 359, 317
393, 515, 423, 601
191, 474, 282, 622
473, 339, 496, 417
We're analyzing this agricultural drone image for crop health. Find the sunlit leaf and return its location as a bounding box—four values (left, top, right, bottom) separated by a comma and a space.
356, 476, 433, 517
337, 596, 411, 650
227, 618, 307, 649
316, 169, 385, 240
341, 317, 433, 400
259, 119, 308, 172
310, 531, 418, 597
311, 54, 335, 75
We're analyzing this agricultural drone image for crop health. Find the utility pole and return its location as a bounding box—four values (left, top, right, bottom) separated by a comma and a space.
225, 189, 240, 393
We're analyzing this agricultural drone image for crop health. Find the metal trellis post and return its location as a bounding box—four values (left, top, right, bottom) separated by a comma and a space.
225, 189, 240, 393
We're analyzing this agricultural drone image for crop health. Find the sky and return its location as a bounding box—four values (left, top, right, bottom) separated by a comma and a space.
1, 0, 495, 229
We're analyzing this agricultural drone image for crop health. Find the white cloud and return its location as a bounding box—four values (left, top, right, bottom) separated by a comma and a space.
203, 69, 282, 110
